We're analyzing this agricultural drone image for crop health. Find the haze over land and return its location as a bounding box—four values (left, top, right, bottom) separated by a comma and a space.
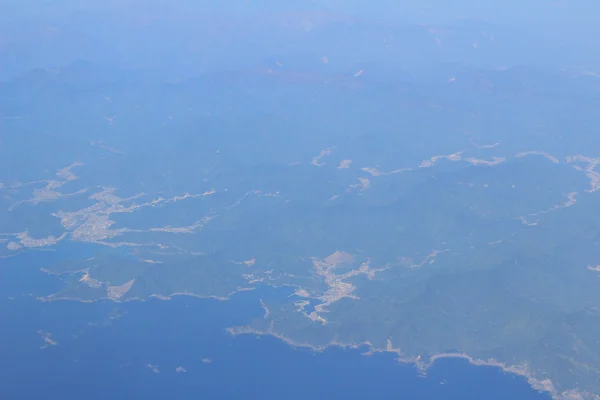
2, 1, 600, 399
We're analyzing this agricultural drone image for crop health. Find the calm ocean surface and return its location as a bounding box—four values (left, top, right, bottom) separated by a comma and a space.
0, 250, 551, 400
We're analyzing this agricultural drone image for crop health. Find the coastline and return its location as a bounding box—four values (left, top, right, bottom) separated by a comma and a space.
227, 324, 600, 400
37, 287, 256, 304
32, 285, 600, 400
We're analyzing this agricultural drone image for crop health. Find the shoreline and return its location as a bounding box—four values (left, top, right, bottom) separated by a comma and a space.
227, 325, 599, 400
31, 288, 600, 400
37, 286, 256, 304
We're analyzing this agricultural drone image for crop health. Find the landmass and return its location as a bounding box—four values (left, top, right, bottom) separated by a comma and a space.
2, 62, 600, 399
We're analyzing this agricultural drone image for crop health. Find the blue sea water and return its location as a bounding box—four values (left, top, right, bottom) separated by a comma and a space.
0, 251, 551, 400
